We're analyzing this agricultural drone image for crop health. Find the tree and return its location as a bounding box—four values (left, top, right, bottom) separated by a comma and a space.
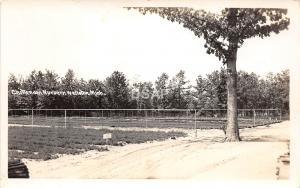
206, 68, 227, 109
193, 69, 227, 109
237, 71, 260, 109
128, 7, 290, 141
167, 70, 191, 109
105, 71, 130, 109
192, 75, 207, 109
8, 74, 21, 109
76, 78, 88, 109
132, 81, 154, 109
86, 79, 108, 109
22, 70, 39, 108
40, 70, 60, 109
153, 73, 170, 108
61, 69, 77, 109
263, 70, 289, 116
276, 70, 289, 116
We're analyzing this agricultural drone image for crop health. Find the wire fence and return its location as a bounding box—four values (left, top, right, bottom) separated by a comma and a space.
8, 108, 282, 130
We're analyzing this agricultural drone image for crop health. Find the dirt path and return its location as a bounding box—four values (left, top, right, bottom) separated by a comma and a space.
24, 121, 289, 179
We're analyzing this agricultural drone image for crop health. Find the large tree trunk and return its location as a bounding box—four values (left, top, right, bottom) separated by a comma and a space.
225, 46, 241, 142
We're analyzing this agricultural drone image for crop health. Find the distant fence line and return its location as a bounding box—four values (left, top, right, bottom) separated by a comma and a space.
8, 109, 282, 132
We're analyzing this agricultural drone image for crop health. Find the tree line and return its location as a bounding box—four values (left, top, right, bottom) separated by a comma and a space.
8, 69, 289, 115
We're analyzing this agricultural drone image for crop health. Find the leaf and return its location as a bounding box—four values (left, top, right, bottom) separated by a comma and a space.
127, 7, 289, 64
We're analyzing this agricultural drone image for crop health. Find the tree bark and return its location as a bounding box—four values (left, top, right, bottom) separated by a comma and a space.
225, 46, 241, 142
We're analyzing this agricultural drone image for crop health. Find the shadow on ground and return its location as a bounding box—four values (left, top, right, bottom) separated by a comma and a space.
241, 135, 289, 142
189, 135, 288, 143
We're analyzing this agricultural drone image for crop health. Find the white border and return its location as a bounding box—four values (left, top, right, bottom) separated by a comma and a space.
1, 0, 300, 188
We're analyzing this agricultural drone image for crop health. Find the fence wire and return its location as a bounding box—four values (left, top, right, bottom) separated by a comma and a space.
8, 108, 282, 130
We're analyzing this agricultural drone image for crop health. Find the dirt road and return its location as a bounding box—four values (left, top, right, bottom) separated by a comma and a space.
24, 121, 289, 179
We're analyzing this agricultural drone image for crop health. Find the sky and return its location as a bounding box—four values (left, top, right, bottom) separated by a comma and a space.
2, 0, 299, 84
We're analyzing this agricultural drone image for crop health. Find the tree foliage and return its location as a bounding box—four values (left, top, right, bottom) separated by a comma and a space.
127, 7, 290, 64
8, 69, 289, 117
167, 70, 191, 109
153, 73, 169, 109
105, 71, 131, 109
132, 81, 154, 109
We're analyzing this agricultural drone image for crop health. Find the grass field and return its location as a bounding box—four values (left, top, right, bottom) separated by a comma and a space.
8, 115, 281, 161
8, 126, 186, 160
8, 116, 280, 129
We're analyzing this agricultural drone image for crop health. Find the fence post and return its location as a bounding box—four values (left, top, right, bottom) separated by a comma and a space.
145, 110, 148, 128
158, 110, 161, 124
85, 110, 87, 125
186, 110, 189, 122
279, 109, 282, 122
118, 110, 120, 124
253, 109, 256, 127
31, 109, 34, 126
194, 109, 197, 138
64, 109, 67, 128
45, 110, 47, 120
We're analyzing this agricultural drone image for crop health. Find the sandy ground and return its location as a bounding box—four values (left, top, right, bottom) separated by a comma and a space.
23, 121, 289, 179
